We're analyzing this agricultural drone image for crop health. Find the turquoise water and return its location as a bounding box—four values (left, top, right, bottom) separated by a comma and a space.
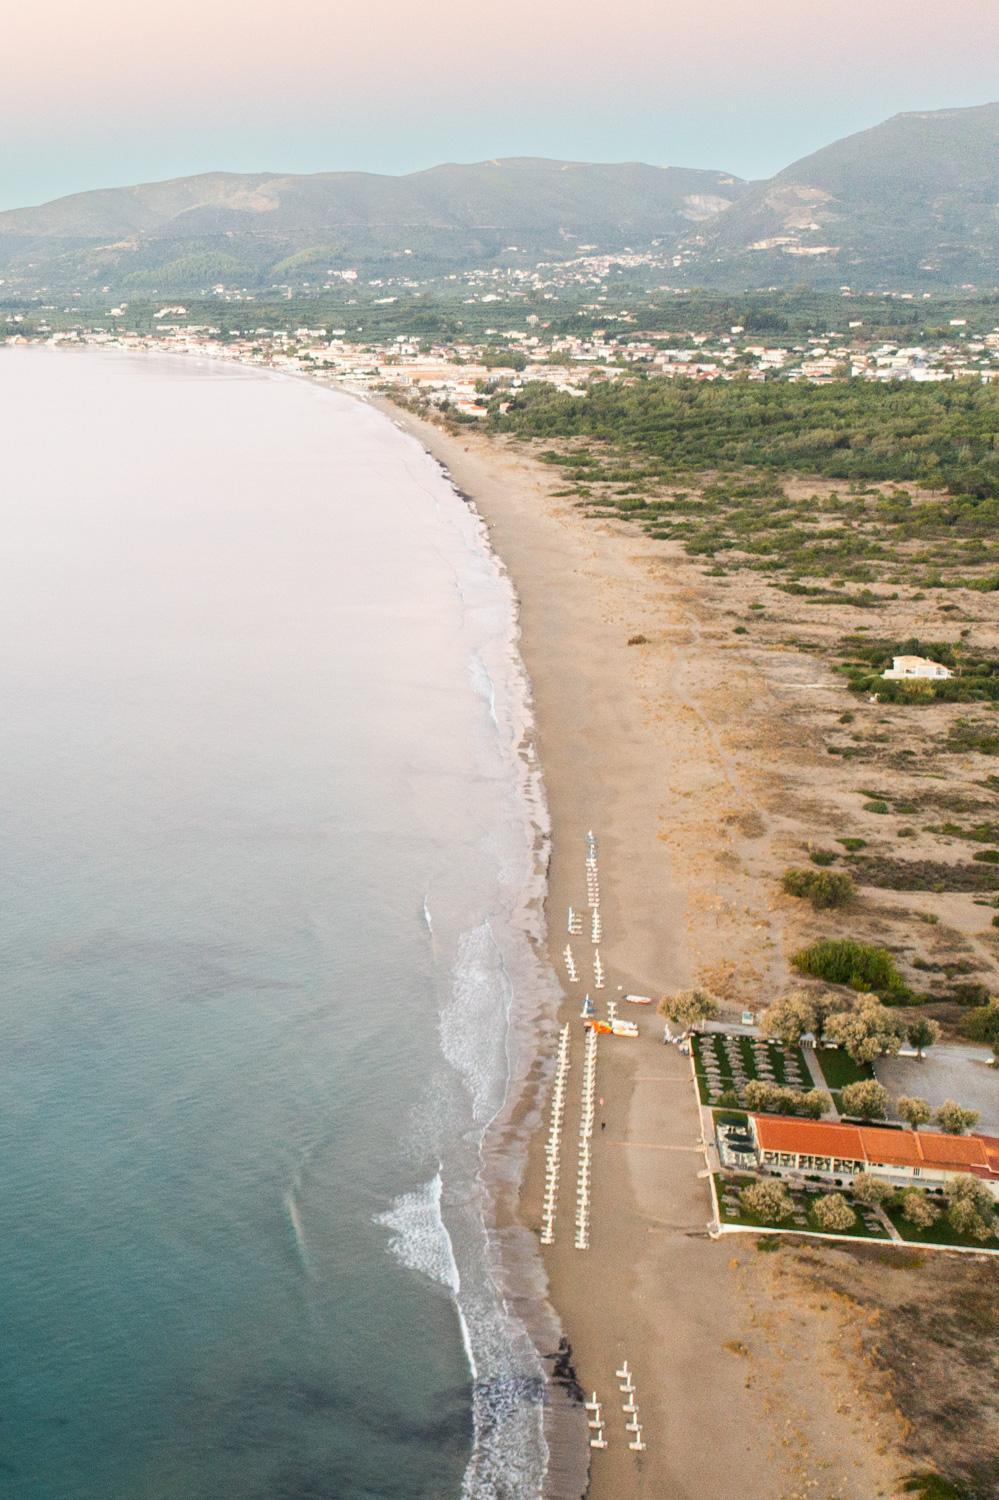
0, 350, 552, 1498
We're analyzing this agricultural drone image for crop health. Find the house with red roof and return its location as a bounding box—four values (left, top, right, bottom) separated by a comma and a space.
747, 1114, 999, 1199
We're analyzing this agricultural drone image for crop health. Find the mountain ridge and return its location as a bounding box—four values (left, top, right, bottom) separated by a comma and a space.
1, 103, 996, 293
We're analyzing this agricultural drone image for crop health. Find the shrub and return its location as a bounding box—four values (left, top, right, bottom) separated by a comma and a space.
864, 800, 890, 814
838, 837, 867, 851
781, 869, 856, 910
809, 849, 838, 867
963, 998, 999, 1045
627, 633, 648, 646
792, 939, 907, 998
813, 1193, 857, 1232
715, 1089, 741, 1109
739, 1180, 795, 1223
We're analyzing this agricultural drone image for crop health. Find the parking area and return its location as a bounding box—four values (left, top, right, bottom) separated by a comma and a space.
875, 1047, 998, 1134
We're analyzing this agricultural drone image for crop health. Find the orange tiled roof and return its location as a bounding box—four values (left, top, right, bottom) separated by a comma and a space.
751, 1115, 999, 1179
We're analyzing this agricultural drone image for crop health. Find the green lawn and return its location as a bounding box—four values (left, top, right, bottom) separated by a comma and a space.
814, 1047, 874, 1090
885, 1202, 999, 1250
714, 1174, 890, 1240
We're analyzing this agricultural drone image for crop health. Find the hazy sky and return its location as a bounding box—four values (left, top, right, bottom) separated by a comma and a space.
5, 0, 998, 208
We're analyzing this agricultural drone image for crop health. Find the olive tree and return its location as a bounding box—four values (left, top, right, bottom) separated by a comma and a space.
739, 1180, 795, 1223
898, 1189, 939, 1231
895, 1095, 931, 1130
759, 989, 836, 1046
657, 988, 719, 1030
840, 1079, 890, 1120
934, 1100, 980, 1136
824, 999, 904, 1066
946, 1178, 996, 1243
905, 1016, 941, 1059
813, 1193, 857, 1233
849, 1172, 893, 1208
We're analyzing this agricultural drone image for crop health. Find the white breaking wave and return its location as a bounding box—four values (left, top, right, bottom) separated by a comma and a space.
421, 894, 434, 937
469, 651, 500, 731
374, 1172, 461, 1298
439, 922, 511, 1126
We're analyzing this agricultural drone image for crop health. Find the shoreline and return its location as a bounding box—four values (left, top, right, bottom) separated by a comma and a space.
378, 400, 909, 1500
378, 395, 592, 1498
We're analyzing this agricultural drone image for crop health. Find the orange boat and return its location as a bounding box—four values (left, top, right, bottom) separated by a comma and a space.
583, 1018, 613, 1034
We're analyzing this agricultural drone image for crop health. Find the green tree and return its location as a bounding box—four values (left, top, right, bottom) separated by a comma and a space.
898, 1189, 939, 1231
905, 1017, 941, 1058
946, 1178, 996, 1242
657, 989, 719, 1030
895, 1095, 932, 1130
759, 989, 837, 1045
739, 1180, 795, 1223
743, 1079, 779, 1113
813, 1193, 857, 1233
849, 1172, 893, 1207
824, 998, 905, 1065
800, 1089, 832, 1119
840, 1079, 890, 1120
934, 1100, 980, 1135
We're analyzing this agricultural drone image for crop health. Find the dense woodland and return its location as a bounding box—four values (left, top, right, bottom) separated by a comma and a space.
492, 378, 999, 497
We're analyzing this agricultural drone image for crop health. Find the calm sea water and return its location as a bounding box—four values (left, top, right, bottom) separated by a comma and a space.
0, 349, 553, 1499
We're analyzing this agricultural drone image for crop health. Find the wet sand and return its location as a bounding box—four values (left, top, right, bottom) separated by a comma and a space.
383, 404, 906, 1500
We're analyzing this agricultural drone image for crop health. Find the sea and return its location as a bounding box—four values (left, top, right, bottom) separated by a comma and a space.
0, 348, 562, 1499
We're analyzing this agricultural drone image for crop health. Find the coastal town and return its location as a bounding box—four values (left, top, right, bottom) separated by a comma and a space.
5, 253, 999, 426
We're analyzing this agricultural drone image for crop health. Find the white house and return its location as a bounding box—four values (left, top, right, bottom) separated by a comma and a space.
882, 655, 952, 681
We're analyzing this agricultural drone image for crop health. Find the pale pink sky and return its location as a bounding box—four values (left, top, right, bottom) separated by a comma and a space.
5, 0, 998, 207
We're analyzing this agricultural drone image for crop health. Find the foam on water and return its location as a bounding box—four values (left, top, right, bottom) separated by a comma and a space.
469, 651, 500, 731
375, 1173, 460, 1298
438, 922, 511, 1127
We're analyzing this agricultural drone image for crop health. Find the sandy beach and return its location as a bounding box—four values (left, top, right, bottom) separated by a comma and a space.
381, 403, 921, 1500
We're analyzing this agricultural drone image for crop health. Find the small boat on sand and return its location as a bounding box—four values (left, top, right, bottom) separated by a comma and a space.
624, 994, 653, 1005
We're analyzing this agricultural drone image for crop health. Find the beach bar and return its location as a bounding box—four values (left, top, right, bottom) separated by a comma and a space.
747, 1115, 999, 1198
